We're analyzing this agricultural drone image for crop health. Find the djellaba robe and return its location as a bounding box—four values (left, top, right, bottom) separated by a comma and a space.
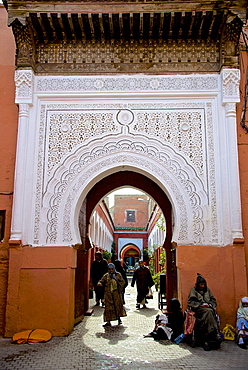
131, 266, 154, 304
188, 286, 218, 335
98, 272, 127, 322
90, 257, 108, 301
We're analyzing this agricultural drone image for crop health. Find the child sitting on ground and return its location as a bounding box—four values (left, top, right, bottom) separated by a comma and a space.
144, 298, 184, 341
144, 312, 173, 340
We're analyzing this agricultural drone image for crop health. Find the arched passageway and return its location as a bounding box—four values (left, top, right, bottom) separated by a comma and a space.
75, 170, 175, 321
120, 244, 141, 267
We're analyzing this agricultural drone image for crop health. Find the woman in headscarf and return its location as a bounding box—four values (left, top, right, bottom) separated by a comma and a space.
236, 297, 248, 349
97, 263, 127, 327
167, 298, 185, 341
188, 273, 221, 350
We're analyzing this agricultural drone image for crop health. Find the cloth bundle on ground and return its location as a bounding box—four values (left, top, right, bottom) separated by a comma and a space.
184, 310, 196, 336
12, 329, 52, 344
146, 287, 153, 299
223, 324, 236, 341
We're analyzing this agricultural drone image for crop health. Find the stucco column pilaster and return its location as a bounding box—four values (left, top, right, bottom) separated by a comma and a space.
10, 69, 34, 242
221, 68, 243, 240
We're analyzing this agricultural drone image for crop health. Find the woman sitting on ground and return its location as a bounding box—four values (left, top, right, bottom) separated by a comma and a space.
236, 297, 248, 349
97, 263, 127, 327
188, 273, 221, 351
167, 298, 185, 341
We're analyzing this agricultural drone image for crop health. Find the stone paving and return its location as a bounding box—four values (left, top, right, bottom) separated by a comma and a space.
0, 280, 247, 370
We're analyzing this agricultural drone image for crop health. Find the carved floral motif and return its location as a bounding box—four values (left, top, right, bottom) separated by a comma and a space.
30, 71, 241, 247
15, 69, 34, 103
222, 68, 240, 103
37, 75, 218, 92
33, 98, 215, 245
131, 110, 204, 174
47, 111, 121, 175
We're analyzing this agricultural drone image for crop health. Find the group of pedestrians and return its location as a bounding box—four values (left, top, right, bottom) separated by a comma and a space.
90, 252, 154, 326
90, 252, 248, 351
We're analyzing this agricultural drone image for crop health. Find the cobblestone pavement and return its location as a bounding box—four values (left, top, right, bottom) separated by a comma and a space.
0, 280, 247, 370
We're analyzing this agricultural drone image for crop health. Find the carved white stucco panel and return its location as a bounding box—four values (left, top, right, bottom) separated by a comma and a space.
39, 102, 207, 188
9, 71, 238, 249
15, 69, 34, 104
221, 68, 240, 104
33, 97, 218, 247
39, 135, 208, 246
36, 75, 219, 93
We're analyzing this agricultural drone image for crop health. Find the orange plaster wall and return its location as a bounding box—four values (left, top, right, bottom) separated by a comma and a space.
5, 246, 77, 337
177, 244, 247, 330
237, 50, 248, 291
0, 5, 18, 335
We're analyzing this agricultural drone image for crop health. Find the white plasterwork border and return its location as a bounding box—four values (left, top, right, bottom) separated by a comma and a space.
36, 74, 219, 93
33, 99, 217, 247
28, 70, 242, 247
38, 135, 209, 247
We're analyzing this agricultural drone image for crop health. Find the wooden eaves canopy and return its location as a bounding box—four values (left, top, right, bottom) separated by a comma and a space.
3, 1, 248, 74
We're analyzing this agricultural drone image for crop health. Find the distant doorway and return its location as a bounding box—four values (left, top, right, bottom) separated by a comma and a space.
121, 244, 141, 267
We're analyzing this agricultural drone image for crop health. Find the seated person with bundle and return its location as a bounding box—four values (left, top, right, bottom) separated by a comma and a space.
187, 273, 221, 351
236, 297, 248, 349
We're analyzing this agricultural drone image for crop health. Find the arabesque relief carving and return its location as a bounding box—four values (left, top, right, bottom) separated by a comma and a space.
11, 71, 240, 247
34, 100, 214, 246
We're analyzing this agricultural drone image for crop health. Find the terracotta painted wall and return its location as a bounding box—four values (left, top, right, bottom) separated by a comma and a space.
237, 49, 248, 293
175, 44, 248, 329
177, 243, 247, 329
5, 245, 76, 337
0, 5, 18, 335
114, 195, 149, 228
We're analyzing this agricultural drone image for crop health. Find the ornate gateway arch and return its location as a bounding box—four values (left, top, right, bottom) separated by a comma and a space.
4, 0, 248, 337
11, 70, 242, 249
5, 67, 245, 337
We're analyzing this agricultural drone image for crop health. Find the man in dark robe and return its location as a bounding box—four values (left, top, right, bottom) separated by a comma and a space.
131, 260, 154, 309
113, 260, 128, 304
90, 251, 108, 306
188, 273, 221, 350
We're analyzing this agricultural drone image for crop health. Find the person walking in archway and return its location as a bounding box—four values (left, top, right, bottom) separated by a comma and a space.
113, 259, 128, 304
131, 260, 154, 309
97, 263, 127, 327
90, 251, 108, 306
